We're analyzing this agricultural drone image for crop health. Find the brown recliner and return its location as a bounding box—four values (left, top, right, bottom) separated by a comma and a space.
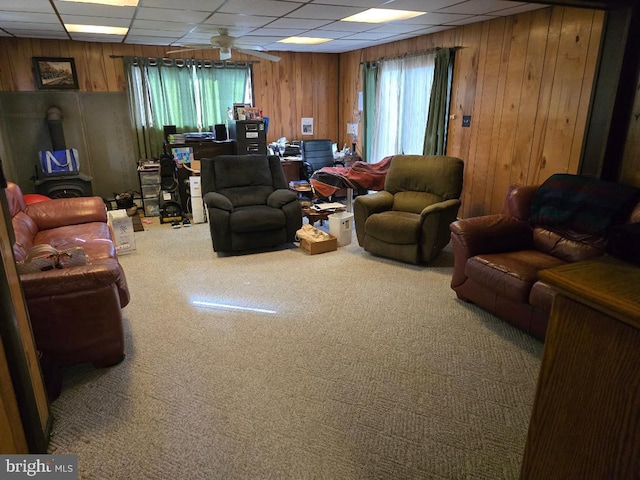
6, 182, 130, 368
450, 174, 640, 340
353, 155, 464, 264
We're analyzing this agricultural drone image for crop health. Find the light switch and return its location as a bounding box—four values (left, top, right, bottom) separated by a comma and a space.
462, 116, 471, 127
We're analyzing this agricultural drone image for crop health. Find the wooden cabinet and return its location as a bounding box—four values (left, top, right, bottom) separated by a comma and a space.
521, 258, 640, 480
280, 159, 303, 184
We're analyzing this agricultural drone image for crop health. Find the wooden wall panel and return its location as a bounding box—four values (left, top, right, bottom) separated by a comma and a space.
0, 39, 340, 144
0, 6, 622, 217
336, 6, 606, 217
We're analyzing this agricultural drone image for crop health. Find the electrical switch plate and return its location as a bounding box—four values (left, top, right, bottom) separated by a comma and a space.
462, 116, 471, 127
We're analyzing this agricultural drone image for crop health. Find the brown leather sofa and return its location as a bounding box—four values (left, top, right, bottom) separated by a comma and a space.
6, 182, 130, 367
449, 174, 640, 340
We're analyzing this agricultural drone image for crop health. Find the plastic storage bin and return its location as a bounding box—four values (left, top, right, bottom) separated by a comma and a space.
328, 211, 354, 246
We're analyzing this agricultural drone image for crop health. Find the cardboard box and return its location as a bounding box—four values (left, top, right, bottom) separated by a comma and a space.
107, 209, 136, 254
299, 234, 337, 255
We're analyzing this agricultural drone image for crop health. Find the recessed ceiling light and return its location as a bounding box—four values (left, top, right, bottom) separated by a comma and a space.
278, 37, 333, 45
59, 0, 138, 6
341, 8, 426, 23
65, 24, 129, 35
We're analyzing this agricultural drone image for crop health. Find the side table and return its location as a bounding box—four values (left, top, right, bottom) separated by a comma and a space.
302, 206, 345, 226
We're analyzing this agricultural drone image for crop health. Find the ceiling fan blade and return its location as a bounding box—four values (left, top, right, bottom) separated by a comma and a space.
236, 48, 281, 62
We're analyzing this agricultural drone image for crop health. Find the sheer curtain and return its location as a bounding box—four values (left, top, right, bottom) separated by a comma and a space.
123, 57, 250, 160
370, 53, 435, 163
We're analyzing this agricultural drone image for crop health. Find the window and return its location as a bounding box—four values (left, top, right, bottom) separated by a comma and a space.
124, 57, 251, 159
370, 53, 435, 162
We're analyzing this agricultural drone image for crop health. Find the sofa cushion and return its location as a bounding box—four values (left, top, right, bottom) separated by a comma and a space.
12, 211, 38, 261
529, 281, 555, 313
466, 250, 566, 303
533, 226, 605, 262
34, 222, 116, 261
366, 211, 421, 245
230, 205, 286, 233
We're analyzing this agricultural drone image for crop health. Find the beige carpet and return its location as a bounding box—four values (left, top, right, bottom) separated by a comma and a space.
48, 221, 544, 479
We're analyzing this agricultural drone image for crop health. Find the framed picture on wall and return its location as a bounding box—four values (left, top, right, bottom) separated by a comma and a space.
32, 57, 79, 90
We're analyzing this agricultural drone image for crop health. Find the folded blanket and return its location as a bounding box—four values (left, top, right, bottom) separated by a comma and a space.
310, 156, 393, 198
529, 173, 640, 236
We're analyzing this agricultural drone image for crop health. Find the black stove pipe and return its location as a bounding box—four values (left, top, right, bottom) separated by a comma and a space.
46, 106, 66, 151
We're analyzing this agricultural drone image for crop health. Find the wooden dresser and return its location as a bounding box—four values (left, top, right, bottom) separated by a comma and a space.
520, 257, 640, 479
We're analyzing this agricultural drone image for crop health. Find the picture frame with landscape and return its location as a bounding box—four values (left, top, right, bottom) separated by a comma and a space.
32, 57, 79, 90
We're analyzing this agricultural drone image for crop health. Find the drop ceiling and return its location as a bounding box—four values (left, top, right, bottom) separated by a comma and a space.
0, 0, 550, 54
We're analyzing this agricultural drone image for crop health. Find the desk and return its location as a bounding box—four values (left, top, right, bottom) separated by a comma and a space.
520, 258, 640, 480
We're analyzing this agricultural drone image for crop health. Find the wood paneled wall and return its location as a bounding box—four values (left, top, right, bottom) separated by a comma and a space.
338, 6, 605, 217
0, 39, 340, 144
0, 6, 621, 217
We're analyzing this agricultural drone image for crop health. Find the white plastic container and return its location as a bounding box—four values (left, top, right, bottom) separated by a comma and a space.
328, 211, 354, 246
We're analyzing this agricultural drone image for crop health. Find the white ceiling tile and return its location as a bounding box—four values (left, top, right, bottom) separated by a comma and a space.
54, 3, 136, 19
127, 28, 184, 38
136, 7, 210, 23
139, 0, 224, 10
400, 12, 475, 25
437, 0, 526, 15
444, 14, 497, 25
268, 18, 333, 29
130, 20, 194, 32
316, 20, 378, 32
127, 36, 184, 45
250, 27, 309, 36
202, 14, 276, 28
0, 1, 55, 13
0, 0, 552, 54
219, 0, 304, 17
0, 12, 59, 23
308, 0, 388, 6
58, 16, 132, 28
377, 0, 462, 10
489, 3, 549, 16
285, 4, 365, 20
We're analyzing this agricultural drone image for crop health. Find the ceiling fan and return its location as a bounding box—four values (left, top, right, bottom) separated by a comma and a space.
166, 29, 281, 62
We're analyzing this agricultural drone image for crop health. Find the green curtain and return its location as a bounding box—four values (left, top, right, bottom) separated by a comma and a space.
146, 62, 199, 134
361, 62, 378, 163
198, 66, 249, 130
123, 57, 250, 161
423, 48, 455, 156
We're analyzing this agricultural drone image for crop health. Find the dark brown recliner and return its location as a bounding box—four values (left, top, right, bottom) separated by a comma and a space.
201, 155, 302, 253
450, 174, 640, 340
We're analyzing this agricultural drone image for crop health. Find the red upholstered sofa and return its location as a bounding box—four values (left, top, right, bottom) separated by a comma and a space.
449, 174, 640, 340
6, 181, 130, 367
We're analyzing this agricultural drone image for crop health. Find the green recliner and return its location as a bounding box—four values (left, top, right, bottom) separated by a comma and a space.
354, 155, 464, 264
